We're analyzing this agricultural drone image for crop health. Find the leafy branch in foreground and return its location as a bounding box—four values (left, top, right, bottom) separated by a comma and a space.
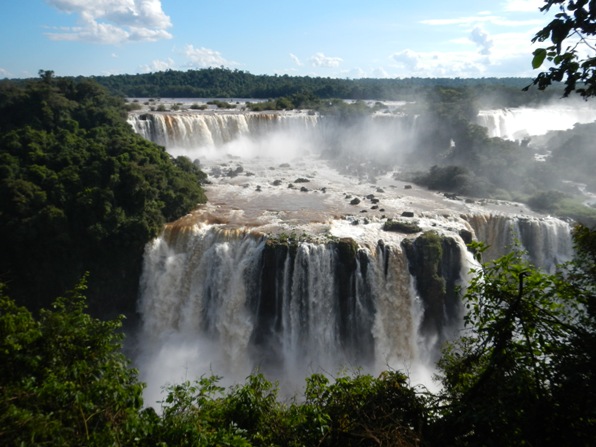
527, 0, 596, 97
431, 233, 596, 446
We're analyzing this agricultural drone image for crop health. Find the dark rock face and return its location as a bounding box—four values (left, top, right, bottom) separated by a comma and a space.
249, 231, 466, 371
250, 238, 375, 370
402, 232, 463, 359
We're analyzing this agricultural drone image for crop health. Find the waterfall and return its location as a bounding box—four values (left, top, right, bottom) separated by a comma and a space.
137, 222, 474, 403
477, 104, 596, 140
130, 107, 577, 404
464, 213, 573, 272
128, 111, 320, 149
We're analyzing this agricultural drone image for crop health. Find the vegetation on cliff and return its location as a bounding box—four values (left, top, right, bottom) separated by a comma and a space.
0, 71, 207, 315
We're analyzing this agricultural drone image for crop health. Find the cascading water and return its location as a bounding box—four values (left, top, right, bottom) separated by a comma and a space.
128, 111, 320, 150
477, 103, 596, 140
137, 221, 474, 405
464, 214, 573, 272
130, 108, 575, 405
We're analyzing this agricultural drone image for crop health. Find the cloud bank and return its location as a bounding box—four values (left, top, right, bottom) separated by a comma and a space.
310, 52, 343, 68
185, 45, 233, 68
44, 0, 172, 44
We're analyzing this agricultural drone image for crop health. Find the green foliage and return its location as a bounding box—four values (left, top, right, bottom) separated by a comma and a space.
432, 233, 596, 445
0, 278, 147, 446
0, 75, 207, 315
527, 0, 596, 97
151, 377, 251, 447
207, 99, 236, 109
2, 227, 595, 446
87, 67, 558, 105
302, 371, 427, 447
409, 165, 471, 193
383, 219, 422, 234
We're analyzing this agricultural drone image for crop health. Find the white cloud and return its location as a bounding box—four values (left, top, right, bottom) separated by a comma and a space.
185, 45, 232, 68
310, 52, 343, 68
0, 68, 11, 78
289, 53, 302, 66
44, 0, 172, 43
470, 26, 494, 56
421, 14, 542, 28
390, 48, 489, 78
371, 67, 390, 78
502, 0, 544, 12
140, 57, 175, 73
421, 15, 498, 27
391, 49, 422, 72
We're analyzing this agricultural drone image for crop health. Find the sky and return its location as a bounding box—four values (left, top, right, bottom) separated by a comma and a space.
0, 0, 555, 79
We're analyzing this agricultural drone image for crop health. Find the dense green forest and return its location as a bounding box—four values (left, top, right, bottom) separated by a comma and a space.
88, 67, 563, 106
0, 71, 207, 317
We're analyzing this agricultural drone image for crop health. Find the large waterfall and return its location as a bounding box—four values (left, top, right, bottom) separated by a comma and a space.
130, 109, 574, 405
128, 111, 321, 150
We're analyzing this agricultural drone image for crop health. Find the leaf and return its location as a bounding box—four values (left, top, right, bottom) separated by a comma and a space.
532, 48, 548, 69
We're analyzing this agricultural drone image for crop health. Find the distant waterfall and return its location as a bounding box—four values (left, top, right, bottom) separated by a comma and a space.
477, 104, 596, 140
128, 111, 320, 149
137, 224, 473, 402
464, 214, 573, 271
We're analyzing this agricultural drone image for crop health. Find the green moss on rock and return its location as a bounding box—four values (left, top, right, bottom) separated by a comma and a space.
383, 220, 422, 234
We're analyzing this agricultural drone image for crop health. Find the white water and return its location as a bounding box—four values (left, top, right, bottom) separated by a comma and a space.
477, 102, 596, 140
130, 109, 574, 405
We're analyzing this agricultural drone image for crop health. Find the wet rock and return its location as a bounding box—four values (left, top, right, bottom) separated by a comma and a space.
383, 220, 421, 234
459, 229, 473, 245
350, 198, 361, 205
272, 179, 282, 186
294, 178, 310, 183
401, 211, 415, 218
300, 186, 309, 192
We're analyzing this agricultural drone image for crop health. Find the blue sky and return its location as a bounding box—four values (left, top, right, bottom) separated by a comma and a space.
0, 0, 553, 79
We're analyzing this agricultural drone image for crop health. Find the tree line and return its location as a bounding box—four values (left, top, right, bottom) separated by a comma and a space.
84, 67, 562, 106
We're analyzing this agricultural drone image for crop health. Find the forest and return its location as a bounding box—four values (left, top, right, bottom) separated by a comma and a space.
1, 72, 595, 445
0, 71, 207, 317
89, 67, 564, 106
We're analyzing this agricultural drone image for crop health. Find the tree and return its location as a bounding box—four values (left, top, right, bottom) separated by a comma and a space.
431, 230, 596, 446
528, 0, 596, 97
0, 75, 207, 316
0, 277, 149, 446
